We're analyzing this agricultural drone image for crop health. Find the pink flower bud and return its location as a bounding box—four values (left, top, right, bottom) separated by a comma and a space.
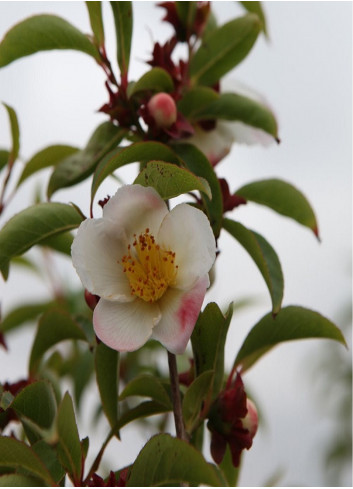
147, 92, 177, 128
84, 289, 100, 310
241, 398, 258, 439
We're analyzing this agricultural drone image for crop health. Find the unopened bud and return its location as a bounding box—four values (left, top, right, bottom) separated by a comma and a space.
147, 92, 177, 128
84, 289, 100, 310
241, 398, 258, 439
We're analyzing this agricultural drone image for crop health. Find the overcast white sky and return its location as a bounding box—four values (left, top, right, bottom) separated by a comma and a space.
0, 2, 352, 486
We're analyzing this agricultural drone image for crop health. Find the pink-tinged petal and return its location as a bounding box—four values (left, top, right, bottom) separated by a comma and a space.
72, 218, 132, 301
151, 274, 209, 354
158, 204, 216, 290
185, 123, 234, 166
102, 185, 168, 241
226, 121, 274, 147
93, 298, 161, 352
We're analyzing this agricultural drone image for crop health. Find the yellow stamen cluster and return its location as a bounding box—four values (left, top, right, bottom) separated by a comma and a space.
120, 228, 178, 303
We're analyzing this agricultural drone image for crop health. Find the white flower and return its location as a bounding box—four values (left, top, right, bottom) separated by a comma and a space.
71, 184, 216, 354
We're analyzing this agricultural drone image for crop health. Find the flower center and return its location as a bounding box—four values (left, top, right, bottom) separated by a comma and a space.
120, 228, 178, 303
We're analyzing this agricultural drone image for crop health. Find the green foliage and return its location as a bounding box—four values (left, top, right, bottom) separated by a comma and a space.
48, 122, 126, 198
0, 301, 54, 333
240, 1, 268, 36
2, 103, 20, 164
95, 342, 119, 429
191, 303, 233, 400
0, 150, 10, 172
119, 374, 172, 408
235, 178, 319, 237
223, 218, 284, 314
110, 1, 133, 76
129, 68, 174, 97
190, 14, 261, 86
234, 306, 347, 372
86, 2, 105, 47
127, 434, 224, 486
134, 160, 212, 200
0, 202, 83, 280
182, 370, 214, 433
0, 14, 99, 67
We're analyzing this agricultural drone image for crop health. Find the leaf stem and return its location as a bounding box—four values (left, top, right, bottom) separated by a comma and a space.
167, 350, 187, 442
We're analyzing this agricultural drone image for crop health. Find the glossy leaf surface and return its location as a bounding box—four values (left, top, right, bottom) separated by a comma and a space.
223, 218, 284, 314
129, 67, 174, 97
134, 160, 211, 199
0, 14, 99, 67
0, 202, 83, 280
235, 178, 319, 237
190, 14, 261, 86
127, 434, 223, 486
234, 305, 347, 372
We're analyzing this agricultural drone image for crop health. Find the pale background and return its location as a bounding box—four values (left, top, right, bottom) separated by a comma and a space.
0, 1, 352, 486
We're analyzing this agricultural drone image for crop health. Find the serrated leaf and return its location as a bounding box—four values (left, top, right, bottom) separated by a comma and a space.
86, 2, 105, 47
119, 374, 172, 408
171, 143, 223, 237
0, 437, 55, 486
2, 103, 19, 163
182, 370, 214, 433
91, 141, 180, 206
56, 392, 82, 484
0, 301, 54, 333
234, 306, 347, 372
0, 202, 83, 280
48, 123, 126, 198
191, 303, 233, 400
190, 92, 278, 139
29, 308, 87, 376
129, 68, 174, 97
223, 218, 284, 314
0, 14, 99, 68
127, 433, 223, 486
134, 160, 212, 200
240, 1, 268, 37
17, 144, 79, 188
95, 342, 119, 429
235, 178, 319, 237
190, 14, 261, 86
110, 1, 133, 76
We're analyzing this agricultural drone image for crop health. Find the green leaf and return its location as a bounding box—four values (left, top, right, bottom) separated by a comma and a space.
17, 144, 79, 188
223, 218, 284, 314
0, 14, 99, 68
240, 1, 268, 37
182, 370, 214, 433
0, 150, 10, 172
175, 2, 197, 37
0, 301, 54, 333
189, 92, 278, 139
117, 401, 171, 432
110, 1, 133, 76
56, 392, 82, 484
72, 349, 94, 409
11, 381, 57, 432
2, 103, 20, 163
0, 474, 45, 486
119, 374, 172, 408
172, 143, 223, 237
29, 308, 87, 376
95, 342, 119, 429
189, 14, 261, 86
234, 306, 347, 372
86, 2, 105, 47
0, 437, 55, 486
177, 86, 219, 119
47, 122, 126, 198
32, 440, 65, 485
40, 231, 74, 256
191, 303, 233, 400
219, 445, 240, 487
91, 141, 180, 206
127, 433, 223, 486
129, 68, 174, 97
0, 202, 83, 280
134, 160, 212, 200
235, 178, 319, 237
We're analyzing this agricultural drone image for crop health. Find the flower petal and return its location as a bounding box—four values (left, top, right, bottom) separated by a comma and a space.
93, 298, 161, 352
151, 274, 209, 354
71, 218, 132, 301
103, 184, 169, 241
187, 122, 234, 166
158, 204, 216, 290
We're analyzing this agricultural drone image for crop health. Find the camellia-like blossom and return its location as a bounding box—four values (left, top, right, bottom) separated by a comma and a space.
71, 185, 216, 354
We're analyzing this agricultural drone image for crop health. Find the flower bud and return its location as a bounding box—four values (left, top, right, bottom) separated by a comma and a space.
147, 92, 177, 128
84, 289, 100, 310
241, 398, 258, 439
